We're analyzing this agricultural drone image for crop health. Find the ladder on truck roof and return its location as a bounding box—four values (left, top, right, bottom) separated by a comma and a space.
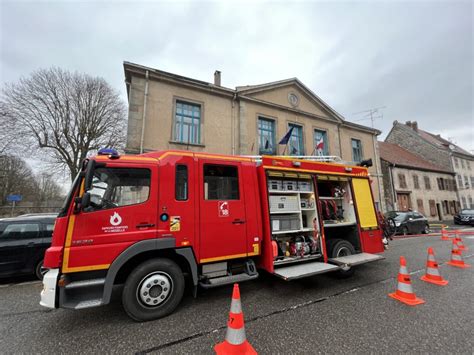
243, 155, 348, 164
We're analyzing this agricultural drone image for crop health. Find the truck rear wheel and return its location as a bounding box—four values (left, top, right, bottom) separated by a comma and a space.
122, 258, 184, 322
329, 239, 356, 278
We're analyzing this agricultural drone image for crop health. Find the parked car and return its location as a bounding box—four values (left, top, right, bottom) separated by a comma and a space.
454, 209, 474, 225
384, 211, 430, 235
0, 214, 56, 279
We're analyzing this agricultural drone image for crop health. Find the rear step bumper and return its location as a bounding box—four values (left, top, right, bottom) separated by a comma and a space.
328, 252, 385, 267
273, 262, 339, 280
273, 252, 384, 280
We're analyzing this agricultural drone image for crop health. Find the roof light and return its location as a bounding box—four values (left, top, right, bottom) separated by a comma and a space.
98, 148, 120, 159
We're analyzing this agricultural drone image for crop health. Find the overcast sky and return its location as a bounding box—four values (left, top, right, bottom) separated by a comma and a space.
1, 0, 473, 152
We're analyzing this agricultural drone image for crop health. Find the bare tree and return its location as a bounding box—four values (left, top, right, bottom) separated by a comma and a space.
2, 67, 127, 180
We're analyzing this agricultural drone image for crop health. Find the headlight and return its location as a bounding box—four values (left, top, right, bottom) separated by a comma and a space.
395, 222, 401, 227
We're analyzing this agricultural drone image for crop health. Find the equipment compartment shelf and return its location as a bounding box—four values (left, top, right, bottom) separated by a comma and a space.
270, 211, 301, 215
268, 190, 300, 194
273, 253, 323, 266
323, 222, 357, 228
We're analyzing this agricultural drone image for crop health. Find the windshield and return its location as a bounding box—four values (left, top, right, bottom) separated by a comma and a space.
385, 211, 409, 221
58, 172, 81, 217
460, 209, 474, 215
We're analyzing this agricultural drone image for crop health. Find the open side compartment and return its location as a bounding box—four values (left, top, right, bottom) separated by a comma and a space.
316, 175, 361, 258
266, 171, 324, 268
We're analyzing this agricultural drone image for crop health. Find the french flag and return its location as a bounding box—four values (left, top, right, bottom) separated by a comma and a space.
316, 136, 324, 155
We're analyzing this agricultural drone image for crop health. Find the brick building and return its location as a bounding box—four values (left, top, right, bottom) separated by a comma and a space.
123, 62, 385, 209
379, 141, 457, 221
386, 121, 474, 209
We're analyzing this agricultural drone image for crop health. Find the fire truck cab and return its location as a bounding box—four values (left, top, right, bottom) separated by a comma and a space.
41, 149, 384, 321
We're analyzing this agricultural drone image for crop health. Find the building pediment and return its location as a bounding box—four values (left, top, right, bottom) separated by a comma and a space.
236, 79, 343, 122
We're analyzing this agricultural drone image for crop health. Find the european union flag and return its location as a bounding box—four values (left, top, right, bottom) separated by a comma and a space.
278, 126, 294, 145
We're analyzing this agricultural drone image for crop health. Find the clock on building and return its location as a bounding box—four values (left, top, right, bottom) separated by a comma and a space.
288, 92, 299, 107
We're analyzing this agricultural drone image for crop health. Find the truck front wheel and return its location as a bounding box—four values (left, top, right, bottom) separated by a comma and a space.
122, 258, 185, 322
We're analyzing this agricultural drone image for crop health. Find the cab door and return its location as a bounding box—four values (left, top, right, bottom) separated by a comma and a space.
63, 163, 158, 272
199, 161, 247, 263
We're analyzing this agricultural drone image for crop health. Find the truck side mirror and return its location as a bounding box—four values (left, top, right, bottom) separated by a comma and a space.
73, 192, 91, 214
81, 192, 91, 209
84, 160, 96, 191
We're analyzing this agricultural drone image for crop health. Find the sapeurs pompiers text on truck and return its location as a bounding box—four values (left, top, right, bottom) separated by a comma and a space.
40, 148, 385, 321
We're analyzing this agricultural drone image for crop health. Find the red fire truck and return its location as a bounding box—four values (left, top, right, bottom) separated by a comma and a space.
40, 149, 384, 321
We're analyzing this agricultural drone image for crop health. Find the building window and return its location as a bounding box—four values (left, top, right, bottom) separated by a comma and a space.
175, 165, 188, 201
467, 160, 471, 169
288, 123, 304, 155
424, 176, 431, 190
313, 129, 329, 156
175, 100, 201, 144
464, 175, 469, 189
398, 173, 407, 189
461, 196, 467, 209
351, 139, 363, 163
437, 178, 445, 191
454, 158, 459, 168
413, 175, 420, 189
457, 175, 463, 188
449, 201, 456, 215
416, 199, 424, 214
258, 117, 276, 155
442, 201, 448, 215
204, 164, 239, 200
429, 200, 436, 216
469, 196, 473, 209
471, 176, 474, 188
461, 159, 465, 169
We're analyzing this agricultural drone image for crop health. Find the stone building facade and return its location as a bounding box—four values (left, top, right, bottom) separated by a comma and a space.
386, 121, 474, 210
379, 141, 457, 221
123, 62, 385, 209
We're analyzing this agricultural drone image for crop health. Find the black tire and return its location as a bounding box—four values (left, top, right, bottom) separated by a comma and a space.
329, 239, 356, 278
35, 259, 44, 280
422, 224, 430, 234
122, 258, 185, 322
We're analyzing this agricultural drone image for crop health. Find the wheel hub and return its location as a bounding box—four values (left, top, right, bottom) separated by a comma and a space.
138, 273, 172, 307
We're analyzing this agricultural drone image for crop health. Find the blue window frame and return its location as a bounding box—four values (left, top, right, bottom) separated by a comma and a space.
289, 124, 304, 155
258, 117, 276, 154
313, 129, 328, 156
175, 101, 201, 144
351, 138, 363, 162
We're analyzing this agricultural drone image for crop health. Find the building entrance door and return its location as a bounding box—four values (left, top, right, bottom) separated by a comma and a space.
397, 193, 411, 211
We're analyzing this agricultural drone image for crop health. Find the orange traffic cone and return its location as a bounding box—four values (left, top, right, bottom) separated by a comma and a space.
446, 240, 471, 268
440, 226, 451, 241
420, 247, 448, 286
389, 256, 425, 306
454, 231, 467, 251
214, 284, 257, 355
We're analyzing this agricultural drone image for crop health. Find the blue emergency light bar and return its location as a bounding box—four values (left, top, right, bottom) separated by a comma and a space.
97, 148, 120, 158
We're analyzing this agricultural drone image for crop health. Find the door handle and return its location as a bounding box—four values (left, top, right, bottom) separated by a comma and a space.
232, 219, 246, 225
136, 223, 155, 228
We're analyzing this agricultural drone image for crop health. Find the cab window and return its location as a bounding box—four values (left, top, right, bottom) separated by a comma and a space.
203, 164, 239, 200
87, 168, 151, 211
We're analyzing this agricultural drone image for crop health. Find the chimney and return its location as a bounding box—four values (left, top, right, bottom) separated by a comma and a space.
412, 121, 418, 131
405, 121, 412, 128
214, 70, 221, 86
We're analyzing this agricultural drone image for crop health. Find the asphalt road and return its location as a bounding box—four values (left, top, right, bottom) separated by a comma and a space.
1, 231, 473, 354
